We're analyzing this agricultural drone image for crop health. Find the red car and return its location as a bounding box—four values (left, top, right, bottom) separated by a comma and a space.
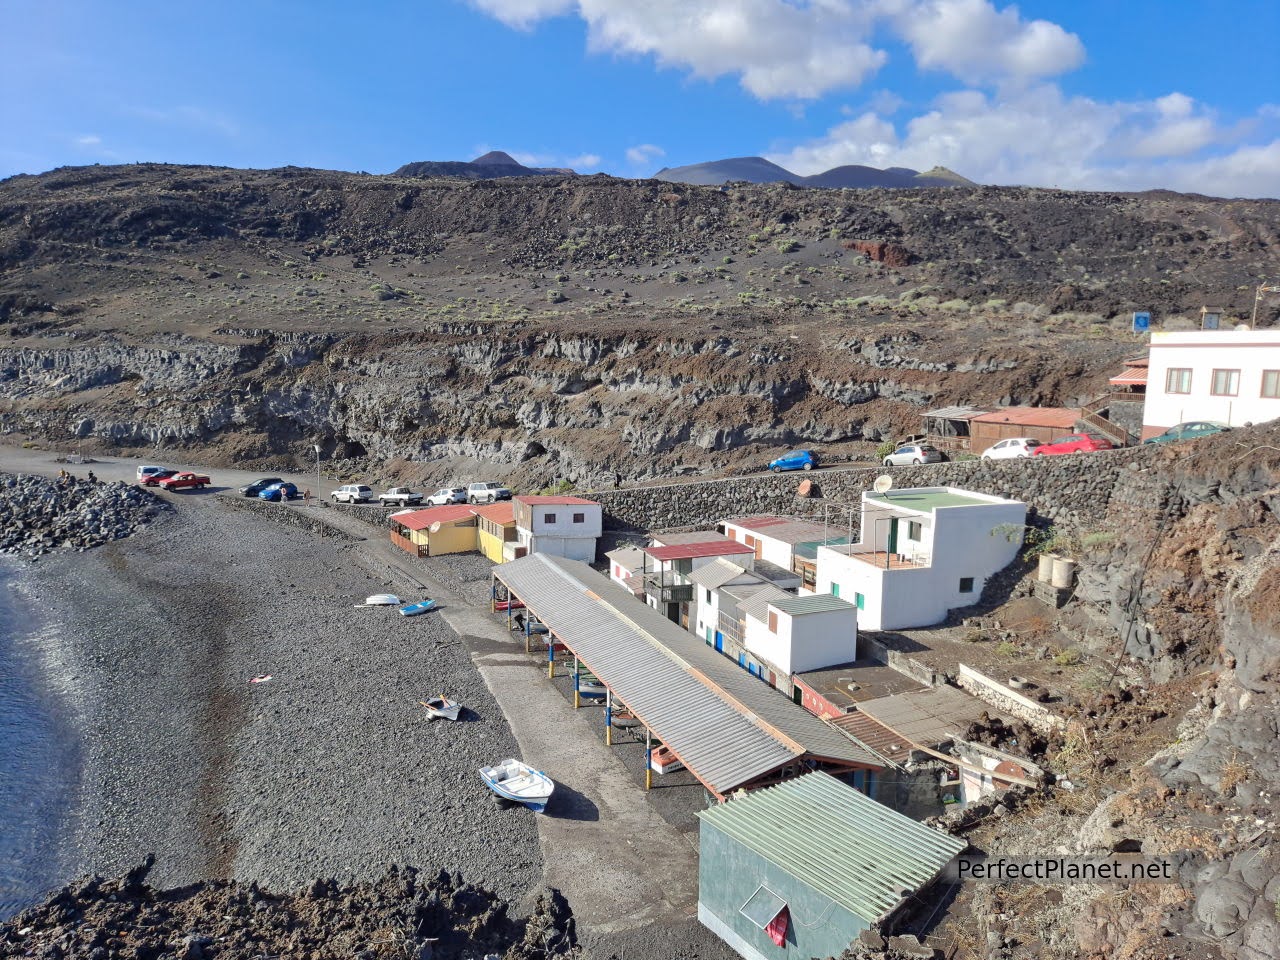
156, 471, 211, 491
1033, 434, 1114, 456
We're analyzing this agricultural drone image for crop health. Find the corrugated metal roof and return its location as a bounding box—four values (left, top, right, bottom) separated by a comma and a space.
771, 594, 856, 617
858, 686, 1008, 749
830, 712, 915, 760
723, 515, 791, 532
645, 541, 755, 561
515, 495, 600, 506
471, 502, 515, 524
739, 585, 794, 623
393, 504, 479, 531
750, 519, 840, 546
689, 558, 756, 590
604, 546, 645, 571
1109, 368, 1148, 386
697, 772, 966, 923
970, 406, 1080, 428
721, 581, 777, 604
493, 556, 882, 794
793, 536, 852, 561
923, 405, 989, 420
652, 530, 731, 546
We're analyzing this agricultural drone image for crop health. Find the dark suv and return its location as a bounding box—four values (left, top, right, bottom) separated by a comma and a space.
239, 477, 285, 498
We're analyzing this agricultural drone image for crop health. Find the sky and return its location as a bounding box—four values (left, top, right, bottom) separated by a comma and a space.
2, 0, 1278, 197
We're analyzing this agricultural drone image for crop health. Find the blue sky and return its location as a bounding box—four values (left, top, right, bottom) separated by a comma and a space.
2, 1, 1278, 195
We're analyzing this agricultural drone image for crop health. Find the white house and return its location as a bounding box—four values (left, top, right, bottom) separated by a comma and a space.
606, 545, 645, 597
690, 558, 768, 645
513, 495, 602, 563
739, 592, 859, 689
641, 538, 755, 626
719, 516, 840, 568
1143, 329, 1280, 439
816, 487, 1026, 631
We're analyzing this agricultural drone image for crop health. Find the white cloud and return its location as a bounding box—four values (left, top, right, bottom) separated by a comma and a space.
569, 152, 602, 169
75, 134, 102, 147
468, 0, 574, 29
889, 0, 1084, 84
770, 86, 1280, 197
626, 143, 665, 166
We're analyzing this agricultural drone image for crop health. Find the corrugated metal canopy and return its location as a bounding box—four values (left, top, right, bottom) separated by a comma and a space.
970, 406, 1080, 429
771, 594, 856, 616
698, 772, 965, 924
494, 555, 881, 795
923, 405, 989, 420
689, 557, 756, 590
738, 585, 793, 624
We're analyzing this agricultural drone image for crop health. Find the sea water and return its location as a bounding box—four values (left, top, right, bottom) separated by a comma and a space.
0, 561, 80, 919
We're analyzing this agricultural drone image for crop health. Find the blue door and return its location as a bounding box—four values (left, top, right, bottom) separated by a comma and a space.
714, 633, 723, 653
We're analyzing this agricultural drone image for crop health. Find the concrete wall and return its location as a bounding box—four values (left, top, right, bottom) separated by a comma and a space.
699, 821, 866, 960
1145, 330, 1280, 433
590, 444, 1161, 534
527, 503, 604, 537
527, 534, 597, 563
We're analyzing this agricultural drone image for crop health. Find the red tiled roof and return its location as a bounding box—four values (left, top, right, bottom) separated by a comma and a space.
1122, 356, 1149, 367
971, 406, 1080, 428
515, 495, 600, 506
643, 540, 755, 561
472, 502, 515, 524
1109, 368, 1148, 386
392, 504, 477, 531
724, 515, 789, 531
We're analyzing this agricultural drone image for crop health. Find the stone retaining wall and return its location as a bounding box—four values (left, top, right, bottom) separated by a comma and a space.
591, 445, 1163, 534
217, 495, 362, 541
955, 664, 1065, 733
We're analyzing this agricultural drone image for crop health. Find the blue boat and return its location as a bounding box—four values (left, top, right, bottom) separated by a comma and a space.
479, 759, 554, 813
399, 599, 437, 617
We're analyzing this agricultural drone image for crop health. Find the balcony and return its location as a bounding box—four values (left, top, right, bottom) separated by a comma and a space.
642, 575, 694, 604
848, 550, 929, 570
717, 612, 746, 647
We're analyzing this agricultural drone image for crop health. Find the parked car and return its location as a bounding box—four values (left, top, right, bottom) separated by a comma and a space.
136, 465, 171, 483
768, 450, 817, 472
1033, 434, 1114, 456
331, 484, 374, 504
156, 471, 210, 491
239, 477, 285, 497
258, 482, 298, 502
883, 443, 945, 467
426, 487, 467, 506
467, 482, 512, 504
981, 438, 1042, 460
140, 468, 179, 487
1143, 421, 1231, 445
378, 486, 424, 506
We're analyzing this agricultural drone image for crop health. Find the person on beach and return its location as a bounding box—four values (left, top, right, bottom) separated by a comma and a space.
303, 488, 311, 503
86, 470, 97, 484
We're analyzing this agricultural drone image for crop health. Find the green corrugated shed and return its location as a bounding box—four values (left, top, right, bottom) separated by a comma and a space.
698, 771, 965, 924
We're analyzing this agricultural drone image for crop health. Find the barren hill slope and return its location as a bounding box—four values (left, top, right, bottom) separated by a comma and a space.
0, 164, 1277, 484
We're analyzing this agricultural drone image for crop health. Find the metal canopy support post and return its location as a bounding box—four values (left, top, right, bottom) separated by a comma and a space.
605, 689, 613, 746
547, 636, 555, 679
645, 727, 653, 791
491, 576, 497, 614
573, 656, 581, 709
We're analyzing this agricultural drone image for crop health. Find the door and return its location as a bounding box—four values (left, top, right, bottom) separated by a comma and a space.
714, 633, 724, 653
887, 517, 899, 555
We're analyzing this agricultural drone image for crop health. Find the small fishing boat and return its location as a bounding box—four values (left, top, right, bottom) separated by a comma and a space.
421, 696, 462, 721
399, 599, 437, 616
364, 594, 400, 606
479, 759, 554, 812
576, 672, 606, 698
610, 708, 641, 729
493, 597, 525, 612
650, 744, 684, 775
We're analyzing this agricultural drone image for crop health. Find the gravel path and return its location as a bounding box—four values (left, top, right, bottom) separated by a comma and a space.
21, 497, 542, 903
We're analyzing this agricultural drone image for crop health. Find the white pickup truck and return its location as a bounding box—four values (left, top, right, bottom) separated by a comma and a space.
466, 481, 512, 504
378, 487, 424, 506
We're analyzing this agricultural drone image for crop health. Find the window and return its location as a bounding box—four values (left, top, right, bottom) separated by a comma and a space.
908, 521, 922, 541
1165, 368, 1192, 394
705, 588, 712, 604
855, 592, 865, 610
1263, 370, 1280, 399
1211, 369, 1240, 397
959, 577, 975, 593
545, 512, 557, 524
573, 512, 585, 523
768, 610, 779, 633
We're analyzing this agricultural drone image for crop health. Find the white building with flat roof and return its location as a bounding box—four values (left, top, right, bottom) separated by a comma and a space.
1143, 329, 1280, 439
741, 592, 859, 683
816, 488, 1026, 631
513, 495, 602, 563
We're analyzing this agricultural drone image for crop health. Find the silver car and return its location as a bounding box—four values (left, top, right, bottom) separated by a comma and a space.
883, 443, 945, 467
425, 486, 467, 506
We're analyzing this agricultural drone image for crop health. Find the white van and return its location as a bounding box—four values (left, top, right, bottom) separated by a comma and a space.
137, 465, 170, 482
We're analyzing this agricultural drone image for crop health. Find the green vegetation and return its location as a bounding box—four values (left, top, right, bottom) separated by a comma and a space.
774, 238, 800, 254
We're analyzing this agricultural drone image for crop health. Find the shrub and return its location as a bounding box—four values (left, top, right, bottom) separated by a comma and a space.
875, 440, 897, 460
995, 641, 1020, 658
1053, 648, 1082, 666
774, 239, 800, 254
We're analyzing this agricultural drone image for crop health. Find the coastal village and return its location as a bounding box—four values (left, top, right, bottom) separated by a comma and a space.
86, 320, 1261, 960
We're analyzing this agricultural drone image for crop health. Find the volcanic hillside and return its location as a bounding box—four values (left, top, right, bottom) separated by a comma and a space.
0, 163, 1277, 484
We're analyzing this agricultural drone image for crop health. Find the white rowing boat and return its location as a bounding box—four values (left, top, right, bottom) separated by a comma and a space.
479, 759, 554, 813
363, 594, 400, 606
421, 696, 462, 721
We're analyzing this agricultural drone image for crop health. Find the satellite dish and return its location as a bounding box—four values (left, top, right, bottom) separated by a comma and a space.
873, 474, 894, 495
429, 521, 442, 533
1235, 323, 1251, 331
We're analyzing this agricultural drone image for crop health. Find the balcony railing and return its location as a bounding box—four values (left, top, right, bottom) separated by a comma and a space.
643, 575, 694, 604
717, 612, 746, 647
391, 529, 426, 558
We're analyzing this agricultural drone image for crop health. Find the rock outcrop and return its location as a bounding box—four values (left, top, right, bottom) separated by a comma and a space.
0, 472, 168, 557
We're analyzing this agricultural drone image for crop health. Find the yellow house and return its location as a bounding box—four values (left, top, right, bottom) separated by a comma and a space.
389, 504, 479, 558
474, 502, 517, 563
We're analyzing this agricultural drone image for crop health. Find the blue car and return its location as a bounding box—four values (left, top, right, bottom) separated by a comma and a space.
258, 482, 298, 502
768, 450, 817, 472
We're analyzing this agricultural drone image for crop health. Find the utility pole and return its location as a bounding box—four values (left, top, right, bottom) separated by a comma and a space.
1253, 281, 1280, 327
313, 443, 321, 500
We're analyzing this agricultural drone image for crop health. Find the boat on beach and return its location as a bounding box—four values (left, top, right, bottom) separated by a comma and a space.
363, 594, 400, 606
421, 696, 462, 721
478, 759, 554, 812
399, 599, 437, 616
610, 708, 641, 729
576, 671, 606, 698
650, 744, 684, 775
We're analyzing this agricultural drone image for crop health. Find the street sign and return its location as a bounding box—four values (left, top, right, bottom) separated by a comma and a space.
1132, 311, 1151, 333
